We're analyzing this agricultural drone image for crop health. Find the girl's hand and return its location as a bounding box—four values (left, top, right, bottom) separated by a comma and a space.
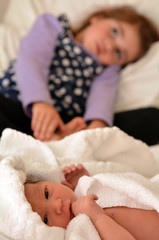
31, 102, 65, 141
62, 163, 89, 190
71, 194, 104, 221
51, 117, 87, 140
87, 120, 107, 129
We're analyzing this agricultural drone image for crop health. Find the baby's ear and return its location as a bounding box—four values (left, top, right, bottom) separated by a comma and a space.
61, 181, 74, 190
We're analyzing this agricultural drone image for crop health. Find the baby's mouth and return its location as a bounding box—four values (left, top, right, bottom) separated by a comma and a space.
70, 203, 74, 220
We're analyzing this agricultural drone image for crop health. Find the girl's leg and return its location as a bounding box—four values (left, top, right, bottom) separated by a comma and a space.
114, 107, 159, 145
0, 93, 32, 136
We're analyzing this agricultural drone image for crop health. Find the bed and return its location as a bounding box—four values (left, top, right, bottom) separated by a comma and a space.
0, 0, 159, 239
0, 0, 159, 144
0, 0, 159, 155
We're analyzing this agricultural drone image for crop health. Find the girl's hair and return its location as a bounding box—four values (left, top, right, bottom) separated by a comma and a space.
74, 6, 159, 59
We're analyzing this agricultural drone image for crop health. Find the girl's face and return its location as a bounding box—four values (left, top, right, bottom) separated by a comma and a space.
75, 17, 141, 66
24, 181, 77, 228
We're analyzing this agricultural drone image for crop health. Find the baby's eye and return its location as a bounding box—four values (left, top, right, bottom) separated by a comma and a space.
112, 28, 118, 38
44, 215, 48, 225
45, 188, 49, 199
115, 48, 122, 60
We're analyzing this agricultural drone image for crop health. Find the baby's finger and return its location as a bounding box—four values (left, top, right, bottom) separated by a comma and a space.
70, 164, 77, 171
77, 163, 84, 170
88, 193, 98, 201
63, 166, 72, 174
61, 181, 74, 190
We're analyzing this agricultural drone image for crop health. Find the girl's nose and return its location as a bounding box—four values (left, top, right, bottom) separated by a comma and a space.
104, 38, 114, 52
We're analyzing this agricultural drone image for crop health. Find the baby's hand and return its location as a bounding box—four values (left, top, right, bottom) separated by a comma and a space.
72, 194, 104, 221
62, 163, 89, 190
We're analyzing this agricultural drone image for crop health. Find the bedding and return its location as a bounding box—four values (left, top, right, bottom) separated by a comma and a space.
0, 127, 159, 240
0, 2, 158, 141
0, 1, 159, 239
1, 1, 159, 146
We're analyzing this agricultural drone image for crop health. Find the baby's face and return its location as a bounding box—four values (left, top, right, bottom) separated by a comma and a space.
24, 181, 77, 228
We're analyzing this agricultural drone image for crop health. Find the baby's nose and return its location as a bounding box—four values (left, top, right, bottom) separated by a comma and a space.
54, 199, 62, 214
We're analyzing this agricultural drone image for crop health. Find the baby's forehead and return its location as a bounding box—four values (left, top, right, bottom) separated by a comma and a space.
27, 180, 56, 191
25, 180, 48, 186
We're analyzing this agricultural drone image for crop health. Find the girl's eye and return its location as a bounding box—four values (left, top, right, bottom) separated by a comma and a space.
44, 215, 48, 225
112, 28, 118, 38
45, 188, 49, 199
115, 48, 122, 60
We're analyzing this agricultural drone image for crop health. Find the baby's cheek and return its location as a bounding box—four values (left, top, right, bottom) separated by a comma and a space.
60, 217, 71, 229
53, 215, 71, 228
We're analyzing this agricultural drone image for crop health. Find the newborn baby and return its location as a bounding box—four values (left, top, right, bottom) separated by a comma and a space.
24, 164, 159, 240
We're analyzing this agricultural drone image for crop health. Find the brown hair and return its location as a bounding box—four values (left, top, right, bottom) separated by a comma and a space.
74, 6, 159, 60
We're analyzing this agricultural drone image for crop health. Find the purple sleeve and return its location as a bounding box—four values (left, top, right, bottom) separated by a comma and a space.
15, 14, 62, 116
83, 65, 121, 126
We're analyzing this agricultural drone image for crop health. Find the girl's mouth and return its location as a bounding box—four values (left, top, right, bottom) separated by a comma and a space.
96, 43, 102, 54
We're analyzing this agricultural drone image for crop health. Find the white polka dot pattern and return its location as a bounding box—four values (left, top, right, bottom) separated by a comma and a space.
0, 15, 105, 119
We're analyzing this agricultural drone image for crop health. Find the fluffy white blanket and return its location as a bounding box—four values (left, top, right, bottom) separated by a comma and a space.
0, 127, 159, 240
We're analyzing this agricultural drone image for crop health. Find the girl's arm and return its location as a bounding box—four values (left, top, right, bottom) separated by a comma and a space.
16, 14, 65, 140
84, 65, 120, 127
16, 14, 61, 116
72, 194, 136, 240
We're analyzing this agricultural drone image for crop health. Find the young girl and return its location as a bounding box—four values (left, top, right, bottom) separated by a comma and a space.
0, 6, 158, 141
24, 163, 159, 240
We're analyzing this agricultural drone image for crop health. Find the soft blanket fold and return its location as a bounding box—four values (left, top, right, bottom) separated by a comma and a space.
0, 127, 159, 240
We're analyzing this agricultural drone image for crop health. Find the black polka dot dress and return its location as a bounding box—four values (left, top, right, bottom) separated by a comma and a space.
48, 15, 105, 117
0, 15, 105, 118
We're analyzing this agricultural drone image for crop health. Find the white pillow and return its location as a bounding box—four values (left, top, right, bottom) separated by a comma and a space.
0, 24, 25, 73
115, 42, 159, 112
0, 0, 9, 22
3, 0, 159, 31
